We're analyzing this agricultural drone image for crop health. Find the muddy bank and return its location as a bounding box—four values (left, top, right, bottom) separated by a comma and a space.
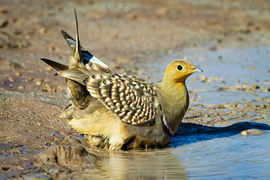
1, 0, 270, 179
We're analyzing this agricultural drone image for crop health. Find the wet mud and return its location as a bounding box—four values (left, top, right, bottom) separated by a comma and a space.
1, 0, 270, 179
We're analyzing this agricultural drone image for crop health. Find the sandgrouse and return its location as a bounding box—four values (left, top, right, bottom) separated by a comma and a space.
41, 11, 203, 150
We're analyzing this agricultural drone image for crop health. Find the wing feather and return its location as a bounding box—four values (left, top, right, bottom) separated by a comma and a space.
84, 73, 158, 125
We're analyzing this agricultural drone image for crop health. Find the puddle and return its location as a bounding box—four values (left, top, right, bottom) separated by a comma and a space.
70, 127, 270, 179
172, 131, 270, 179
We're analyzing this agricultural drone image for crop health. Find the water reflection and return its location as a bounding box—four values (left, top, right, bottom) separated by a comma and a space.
97, 150, 187, 179
70, 148, 187, 179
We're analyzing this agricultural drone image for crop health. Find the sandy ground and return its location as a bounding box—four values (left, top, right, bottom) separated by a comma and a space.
1, 0, 270, 179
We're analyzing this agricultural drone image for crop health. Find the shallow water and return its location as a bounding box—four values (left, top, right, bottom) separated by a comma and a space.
172, 131, 270, 179
73, 128, 270, 179
71, 46, 270, 179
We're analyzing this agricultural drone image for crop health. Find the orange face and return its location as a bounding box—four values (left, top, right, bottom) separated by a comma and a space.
164, 58, 203, 83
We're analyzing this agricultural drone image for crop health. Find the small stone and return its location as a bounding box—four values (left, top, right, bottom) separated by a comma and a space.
15, 72, 21, 77
14, 29, 22, 35
0, 19, 8, 28
238, 37, 243, 41
241, 129, 265, 137
241, 98, 246, 102
9, 76, 14, 82
200, 29, 205, 34
216, 39, 223, 44
247, 22, 254, 27
0, 8, 8, 14
241, 130, 248, 136
45, 66, 53, 71
252, 84, 260, 89
39, 27, 47, 34
18, 85, 24, 90
156, 8, 170, 15
36, 81, 42, 85
127, 13, 137, 19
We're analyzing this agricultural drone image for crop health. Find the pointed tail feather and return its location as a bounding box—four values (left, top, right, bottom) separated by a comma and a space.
40, 58, 69, 71
72, 9, 83, 66
58, 68, 89, 86
61, 29, 95, 65
40, 58, 88, 85
61, 16, 108, 69
61, 30, 76, 51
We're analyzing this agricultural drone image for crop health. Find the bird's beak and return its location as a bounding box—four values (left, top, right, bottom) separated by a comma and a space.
193, 66, 203, 73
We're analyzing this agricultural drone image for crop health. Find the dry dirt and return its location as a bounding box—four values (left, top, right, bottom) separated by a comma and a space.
1, 0, 270, 179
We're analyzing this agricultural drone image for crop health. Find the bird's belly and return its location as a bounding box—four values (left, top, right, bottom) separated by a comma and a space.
68, 107, 171, 150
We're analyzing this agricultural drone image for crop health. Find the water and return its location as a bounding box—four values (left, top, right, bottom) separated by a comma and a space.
172, 132, 270, 179
74, 129, 270, 179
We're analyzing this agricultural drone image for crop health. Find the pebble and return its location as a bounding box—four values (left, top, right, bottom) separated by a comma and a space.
0, 19, 8, 28
14, 29, 23, 35
18, 85, 24, 90
0, 8, 8, 14
241, 129, 265, 137
156, 8, 170, 15
36, 81, 42, 85
45, 66, 53, 71
39, 27, 47, 34
15, 72, 21, 77
9, 76, 14, 82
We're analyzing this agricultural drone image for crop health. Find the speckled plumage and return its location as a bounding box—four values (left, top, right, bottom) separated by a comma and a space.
41, 10, 203, 150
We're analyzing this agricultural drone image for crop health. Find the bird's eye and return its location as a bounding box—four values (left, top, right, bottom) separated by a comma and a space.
177, 65, 183, 71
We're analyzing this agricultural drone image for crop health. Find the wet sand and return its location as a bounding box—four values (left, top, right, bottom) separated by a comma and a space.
1, 0, 270, 179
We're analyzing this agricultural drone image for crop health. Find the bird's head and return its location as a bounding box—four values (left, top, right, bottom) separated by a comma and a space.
163, 57, 203, 84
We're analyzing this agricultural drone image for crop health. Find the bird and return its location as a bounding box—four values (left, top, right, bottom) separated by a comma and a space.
41, 10, 203, 150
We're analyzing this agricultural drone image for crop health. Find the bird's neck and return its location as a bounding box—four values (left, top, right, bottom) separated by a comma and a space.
158, 80, 189, 134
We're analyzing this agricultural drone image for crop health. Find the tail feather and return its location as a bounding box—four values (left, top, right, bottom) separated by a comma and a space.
40, 58, 69, 71
61, 29, 109, 69
40, 58, 89, 86
69, 9, 83, 68
61, 29, 91, 54
58, 68, 89, 85
41, 10, 112, 88
60, 12, 108, 70
61, 30, 77, 51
